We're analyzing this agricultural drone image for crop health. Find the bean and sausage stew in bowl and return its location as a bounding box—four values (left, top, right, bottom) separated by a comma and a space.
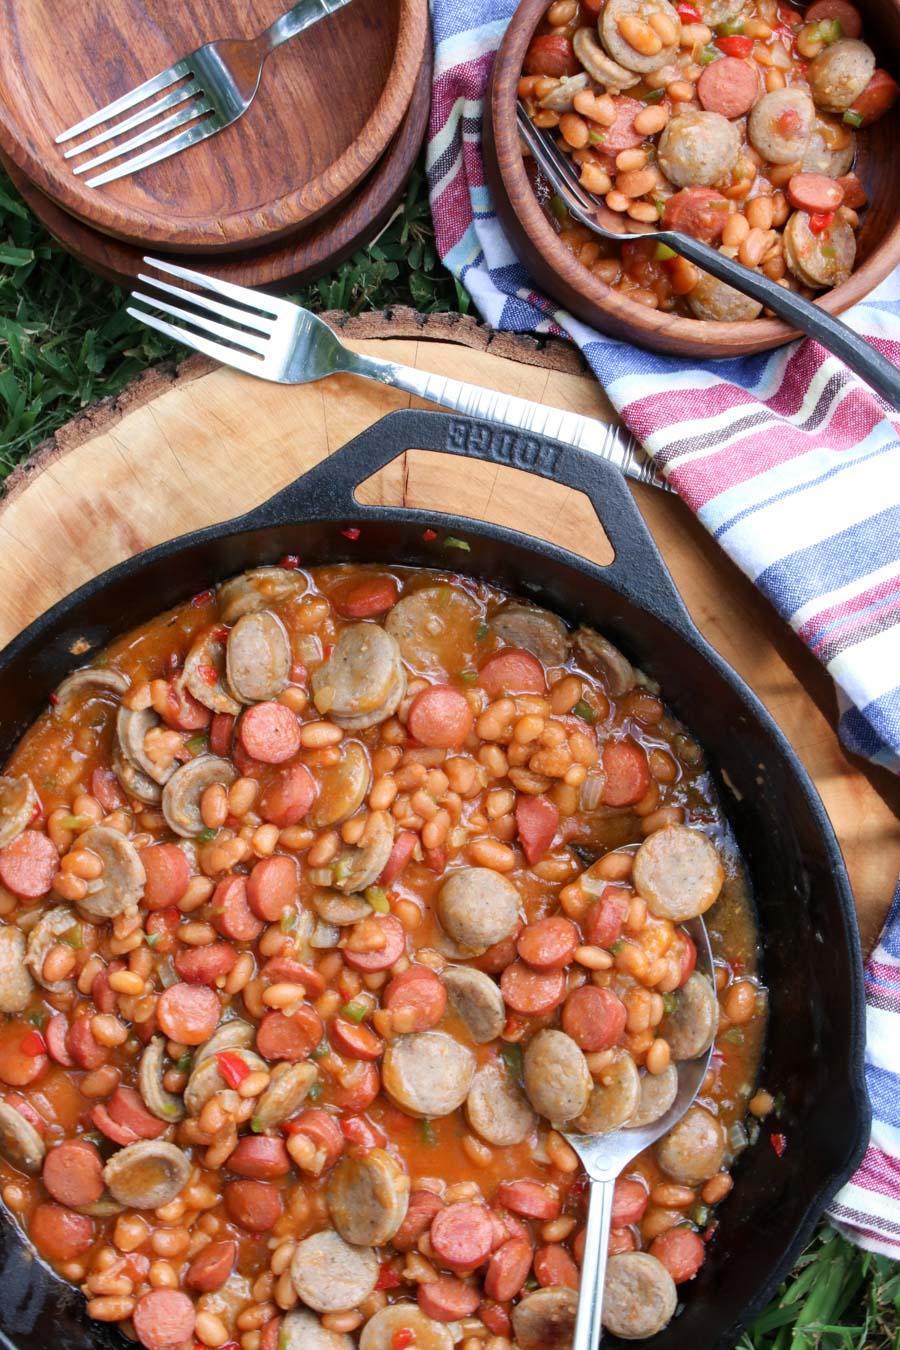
519, 0, 898, 319
0, 563, 770, 1349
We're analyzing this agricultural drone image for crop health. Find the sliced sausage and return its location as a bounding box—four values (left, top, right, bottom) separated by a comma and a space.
91, 765, 128, 813
562, 985, 627, 1053
602, 1252, 678, 1339
534, 1244, 580, 1290
847, 68, 900, 125
575, 1048, 641, 1133
517, 916, 578, 971
784, 210, 857, 289
286, 1108, 345, 1175
141, 842, 191, 911
258, 761, 317, 827
687, 265, 765, 322
385, 586, 482, 679
359, 1305, 454, 1350
209, 712, 235, 757
601, 0, 681, 74
418, 1275, 481, 1321
117, 706, 177, 787
184, 1048, 265, 1118
45, 1011, 74, 1066
0, 830, 59, 899
239, 702, 301, 765
133, 1288, 196, 1350
0, 775, 39, 851
601, 740, 651, 808
660, 971, 718, 1060
0, 1099, 45, 1173
516, 796, 560, 867
802, 115, 856, 175
382, 1031, 475, 1118
66, 1014, 109, 1071
408, 686, 474, 749
384, 966, 448, 1033
113, 743, 163, 805
162, 755, 238, 838
805, 0, 862, 37
156, 676, 212, 732
139, 1037, 185, 1123
308, 743, 371, 828
808, 38, 875, 112
627, 1063, 679, 1128
229, 1136, 292, 1179
331, 573, 399, 619
218, 567, 307, 624
103, 1140, 191, 1209
632, 824, 724, 920
197, 1018, 255, 1061
378, 830, 417, 888
611, 1177, 649, 1226
484, 1235, 533, 1302
441, 966, 504, 1043
392, 1188, 445, 1252
212, 875, 264, 943
53, 666, 129, 719
490, 603, 569, 666
187, 1239, 237, 1292
500, 962, 566, 1016
465, 1062, 537, 1146
748, 88, 816, 163
157, 982, 221, 1045
697, 58, 760, 122
30, 1203, 95, 1263
0, 925, 33, 1012
313, 887, 372, 927
254, 1063, 318, 1130
42, 1139, 104, 1207
174, 942, 237, 986
331, 1017, 384, 1061
342, 912, 406, 973
312, 624, 405, 727
246, 854, 298, 923
650, 1226, 706, 1283
332, 811, 396, 895
430, 1202, 495, 1269
91, 1102, 141, 1145
572, 27, 641, 90
108, 1085, 168, 1139
657, 1105, 726, 1184
573, 628, 635, 697
436, 868, 520, 956
658, 111, 741, 188
224, 1178, 283, 1231
278, 1309, 353, 1350
256, 1007, 324, 1062
290, 1229, 379, 1311
512, 1287, 579, 1350
327, 1147, 409, 1246
583, 884, 631, 948
184, 627, 240, 716
662, 187, 730, 244
524, 1029, 592, 1124
787, 172, 845, 213
226, 611, 291, 703
477, 648, 546, 697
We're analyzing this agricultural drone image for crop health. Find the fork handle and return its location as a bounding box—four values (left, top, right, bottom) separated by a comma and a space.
345, 352, 666, 488
573, 1175, 616, 1350
260, 0, 351, 52
657, 230, 900, 410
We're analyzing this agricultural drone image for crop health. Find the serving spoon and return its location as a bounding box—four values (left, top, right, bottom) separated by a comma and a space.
517, 103, 900, 410
563, 915, 716, 1350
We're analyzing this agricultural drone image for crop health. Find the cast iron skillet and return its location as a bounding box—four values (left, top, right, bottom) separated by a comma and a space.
0, 408, 869, 1350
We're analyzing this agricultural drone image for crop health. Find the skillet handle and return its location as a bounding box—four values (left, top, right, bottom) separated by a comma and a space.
253, 408, 694, 635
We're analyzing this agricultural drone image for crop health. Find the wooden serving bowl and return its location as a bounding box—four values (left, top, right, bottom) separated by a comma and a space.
0, 0, 428, 255
484, 0, 900, 358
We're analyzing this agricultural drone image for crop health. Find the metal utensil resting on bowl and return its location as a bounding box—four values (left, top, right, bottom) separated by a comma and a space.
0, 410, 868, 1350
518, 102, 900, 410
568, 916, 715, 1350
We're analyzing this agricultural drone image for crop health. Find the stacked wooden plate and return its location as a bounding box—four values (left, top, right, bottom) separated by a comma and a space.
0, 0, 431, 289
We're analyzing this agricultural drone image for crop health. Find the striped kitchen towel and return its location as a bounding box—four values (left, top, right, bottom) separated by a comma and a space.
425, 0, 900, 1254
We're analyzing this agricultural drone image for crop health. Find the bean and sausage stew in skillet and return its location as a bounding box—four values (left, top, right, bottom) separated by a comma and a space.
0, 563, 771, 1349
520, 0, 898, 318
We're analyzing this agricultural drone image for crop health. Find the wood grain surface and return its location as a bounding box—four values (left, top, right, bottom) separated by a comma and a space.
484, 0, 900, 358
0, 41, 432, 292
1, 309, 897, 954
0, 0, 428, 252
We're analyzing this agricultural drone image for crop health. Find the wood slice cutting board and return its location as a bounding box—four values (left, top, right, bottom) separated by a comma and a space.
2, 308, 897, 955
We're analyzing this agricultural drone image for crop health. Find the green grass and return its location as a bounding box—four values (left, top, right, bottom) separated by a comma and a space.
1, 160, 898, 1350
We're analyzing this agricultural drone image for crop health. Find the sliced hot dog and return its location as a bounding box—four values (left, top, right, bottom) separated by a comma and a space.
611, 1176, 650, 1226
342, 914, 406, 973
515, 795, 559, 866
516, 916, 578, 971
848, 69, 900, 125
836, 172, 867, 208
598, 96, 646, 153
430, 1202, 495, 1269
524, 33, 580, 77
534, 1244, 580, 1290
133, 1289, 196, 1350
418, 1275, 481, 1321
30, 1203, 94, 1263
156, 982, 221, 1045
186, 1239, 237, 1292
650, 1226, 705, 1282
256, 1007, 324, 1062
408, 686, 474, 749
787, 172, 845, 213
92, 766, 127, 813
500, 961, 566, 1015
331, 574, 399, 619
90, 1102, 141, 1145
583, 885, 631, 948
42, 1139, 104, 1207
496, 1180, 561, 1221
239, 702, 301, 765
697, 57, 760, 118
478, 649, 546, 697
140, 843, 191, 911
601, 739, 651, 807
66, 1015, 109, 1071
224, 1178, 283, 1231
484, 1235, 533, 1302
661, 188, 730, 243
379, 830, 417, 887
174, 942, 237, 986
229, 1136, 292, 1178
285, 1108, 345, 1172
108, 1086, 169, 1139
209, 713, 236, 757
247, 854, 298, 922
330, 1017, 384, 1061
562, 985, 627, 1052
329, 1059, 380, 1112
383, 966, 447, 1033
45, 1012, 74, 1067
260, 956, 325, 998
212, 874, 264, 942
258, 761, 316, 827
805, 0, 862, 38
391, 1188, 445, 1251
0, 830, 58, 898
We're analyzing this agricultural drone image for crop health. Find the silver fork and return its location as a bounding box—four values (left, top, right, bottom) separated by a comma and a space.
517, 103, 900, 411
127, 257, 666, 488
563, 916, 716, 1350
55, 0, 351, 188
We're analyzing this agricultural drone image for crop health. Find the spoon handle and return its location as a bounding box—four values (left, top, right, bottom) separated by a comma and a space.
573, 1174, 616, 1350
657, 229, 900, 410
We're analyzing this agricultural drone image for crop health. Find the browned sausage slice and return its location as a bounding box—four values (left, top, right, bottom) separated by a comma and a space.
748, 89, 815, 163
139, 1037, 184, 1123
162, 755, 238, 838
187, 1239, 237, 1292
524, 1030, 593, 1124
218, 567, 308, 624
465, 1063, 537, 1146
784, 210, 856, 289
312, 624, 405, 723
385, 586, 482, 679
627, 1064, 679, 1129
184, 627, 241, 715
0, 1101, 45, 1173
117, 706, 177, 787
103, 1139, 191, 1209
360, 1306, 454, 1350
53, 667, 129, 719
572, 27, 640, 89
441, 966, 505, 1043
575, 1048, 641, 1133
632, 824, 724, 921
290, 1229, 379, 1312
382, 1032, 475, 1118
512, 1287, 579, 1350
600, 0, 681, 74
76, 826, 147, 920
490, 604, 570, 666
332, 811, 396, 895
133, 1288, 196, 1350
326, 1148, 410, 1246
658, 112, 741, 188
808, 38, 875, 112
308, 742, 371, 828
436, 869, 521, 956
0, 775, 39, 851
659, 972, 718, 1060
657, 1105, 726, 1184
278, 1310, 353, 1350
687, 267, 765, 323
602, 1252, 678, 1339
226, 611, 291, 703
253, 1063, 318, 1129
25, 909, 80, 996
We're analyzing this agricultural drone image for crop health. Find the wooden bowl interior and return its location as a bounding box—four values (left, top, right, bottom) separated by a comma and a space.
488, 0, 900, 357
0, 0, 427, 252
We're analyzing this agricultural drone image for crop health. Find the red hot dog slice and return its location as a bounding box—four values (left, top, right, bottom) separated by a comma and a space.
430, 1203, 495, 1270
515, 795, 560, 866
418, 1276, 481, 1321
156, 982, 221, 1045
805, 0, 862, 37
256, 1007, 323, 1062
0, 831, 58, 898
787, 173, 845, 213
478, 649, 545, 697
186, 1239, 237, 1292
140, 843, 191, 911
697, 57, 760, 118
239, 702, 301, 764
133, 1289, 196, 1350
516, 916, 579, 971
42, 1140, 104, 1208
408, 686, 474, 749
661, 188, 730, 243
212, 875, 264, 943
258, 762, 316, 827
484, 1236, 534, 1302
174, 942, 237, 986
500, 961, 566, 1015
